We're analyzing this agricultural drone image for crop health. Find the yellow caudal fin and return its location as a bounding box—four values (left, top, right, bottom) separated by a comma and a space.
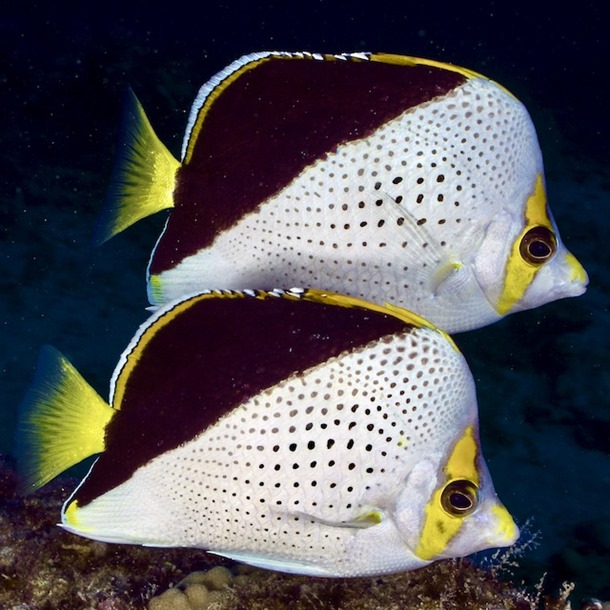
94, 88, 181, 244
13, 346, 115, 494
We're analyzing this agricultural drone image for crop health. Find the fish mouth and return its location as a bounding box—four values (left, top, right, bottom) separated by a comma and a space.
483, 244, 589, 317
512, 249, 589, 313
489, 504, 520, 548
562, 251, 589, 295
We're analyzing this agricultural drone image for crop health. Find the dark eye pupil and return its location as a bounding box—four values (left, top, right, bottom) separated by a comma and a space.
450, 491, 473, 510
529, 240, 551, 259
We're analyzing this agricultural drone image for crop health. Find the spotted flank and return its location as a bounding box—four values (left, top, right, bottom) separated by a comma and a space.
14, 288, 517, 577
96, 51, 587, 332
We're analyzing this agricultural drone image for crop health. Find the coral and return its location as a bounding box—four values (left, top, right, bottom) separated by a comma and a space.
148, 566, 235, 610
146, 560, 575, 610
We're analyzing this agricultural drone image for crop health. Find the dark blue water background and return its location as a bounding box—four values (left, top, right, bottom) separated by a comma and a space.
1, 0, 608, 601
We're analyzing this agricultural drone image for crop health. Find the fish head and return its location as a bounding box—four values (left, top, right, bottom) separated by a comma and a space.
473, 170, 588, 317
394, 424, 518, 562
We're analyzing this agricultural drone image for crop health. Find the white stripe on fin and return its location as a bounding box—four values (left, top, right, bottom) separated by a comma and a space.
181, 51, 276, 160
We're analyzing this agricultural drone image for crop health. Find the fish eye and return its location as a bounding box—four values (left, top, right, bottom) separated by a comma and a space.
441, 479, 479, 516
519, 226, 557, 265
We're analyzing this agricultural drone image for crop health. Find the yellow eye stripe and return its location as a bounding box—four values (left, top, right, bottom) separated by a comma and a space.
497, 174, 553, 315
415, 426, 479, 561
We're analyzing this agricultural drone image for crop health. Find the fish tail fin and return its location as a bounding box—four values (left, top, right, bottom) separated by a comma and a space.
94, 88, 181, 244
13, 346, 115, 494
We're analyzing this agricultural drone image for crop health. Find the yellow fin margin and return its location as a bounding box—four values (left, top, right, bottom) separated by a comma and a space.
113, 287, 459, 414
371, 53, 516, 99
14, 346, 114, 494
95, 88, 180, 244
301, 289, 460, 353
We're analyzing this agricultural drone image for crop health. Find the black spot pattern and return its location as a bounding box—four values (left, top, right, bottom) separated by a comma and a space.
145, 327, 473, 566
158, 76, 540, 334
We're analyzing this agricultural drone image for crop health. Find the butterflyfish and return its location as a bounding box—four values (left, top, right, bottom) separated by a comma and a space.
95, 51, 587, 333
15, 288, 517, 577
